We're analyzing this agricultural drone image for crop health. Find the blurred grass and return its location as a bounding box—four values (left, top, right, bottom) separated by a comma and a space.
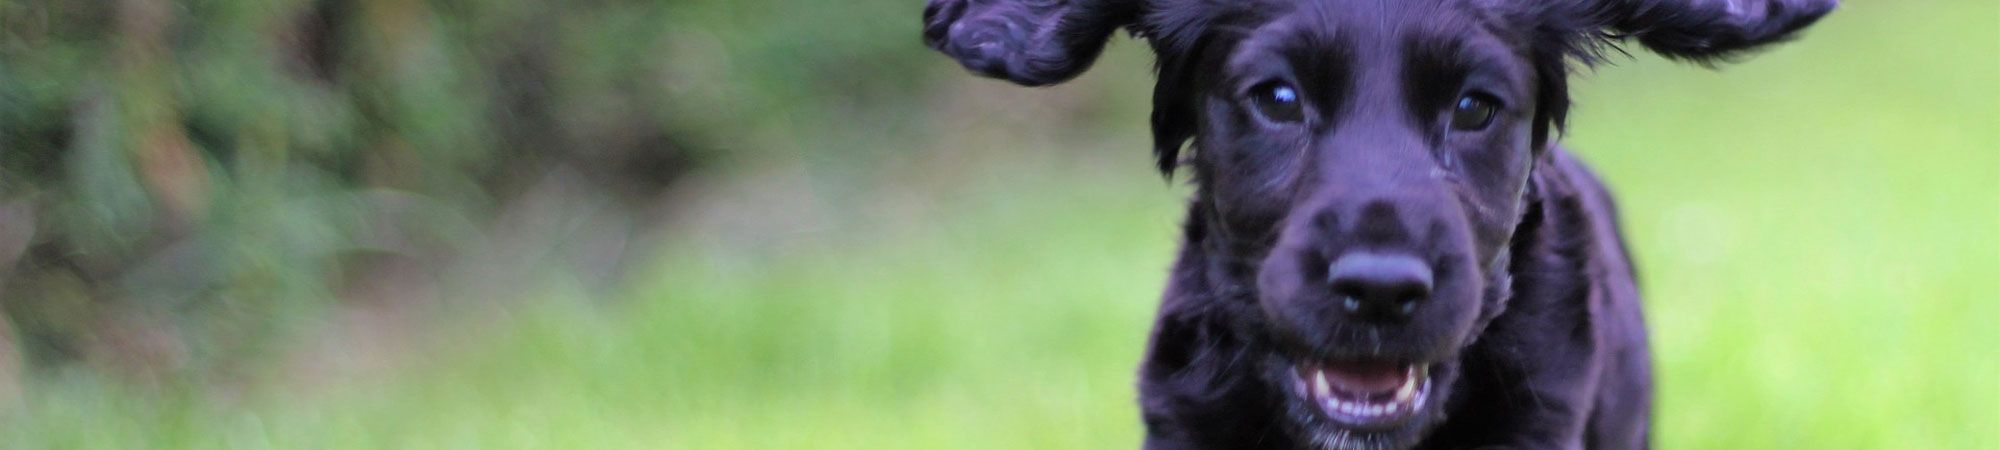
1567, 3, 1999, 448
4, 0, 1996, 449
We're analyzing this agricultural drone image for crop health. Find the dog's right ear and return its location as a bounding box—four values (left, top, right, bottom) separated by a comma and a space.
923, 0, 1140, 86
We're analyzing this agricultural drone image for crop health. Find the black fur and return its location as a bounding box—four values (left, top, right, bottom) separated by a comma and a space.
923, 0, 1832, 449
922, 0, 1141, 86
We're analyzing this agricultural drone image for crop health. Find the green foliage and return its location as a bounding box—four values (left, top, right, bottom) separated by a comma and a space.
0, 0, 937, 374
1, 0, 1995, 449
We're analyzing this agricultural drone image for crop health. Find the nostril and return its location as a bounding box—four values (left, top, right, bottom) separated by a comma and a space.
1328, 252, 1434, 319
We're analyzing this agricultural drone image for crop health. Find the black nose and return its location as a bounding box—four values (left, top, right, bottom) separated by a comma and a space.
1328, 252, 1433, 321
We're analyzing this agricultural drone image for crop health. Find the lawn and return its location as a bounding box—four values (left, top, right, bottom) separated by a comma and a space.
5, 1, 1995, 448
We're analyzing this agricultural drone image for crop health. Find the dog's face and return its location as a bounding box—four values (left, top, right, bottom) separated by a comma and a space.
925, 0, 1831, 448
1173, 2, 1538, 446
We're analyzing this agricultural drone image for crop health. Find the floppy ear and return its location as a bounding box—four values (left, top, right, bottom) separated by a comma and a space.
1596, 0, 1837, 61
923, 0, 1140, 86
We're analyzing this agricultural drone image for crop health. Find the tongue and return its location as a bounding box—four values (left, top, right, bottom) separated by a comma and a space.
1323, 362, 1407, 395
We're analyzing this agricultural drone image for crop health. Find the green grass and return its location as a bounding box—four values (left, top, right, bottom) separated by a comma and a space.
5, 1, 1995, 448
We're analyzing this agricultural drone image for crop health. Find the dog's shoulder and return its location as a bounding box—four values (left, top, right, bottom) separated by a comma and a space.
1545, 149, 1638, 283
1429, 147, 1651, 449
1139, 224, 1290, 448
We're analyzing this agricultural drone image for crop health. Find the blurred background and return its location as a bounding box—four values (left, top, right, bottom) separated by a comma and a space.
0, 0, 1992, 448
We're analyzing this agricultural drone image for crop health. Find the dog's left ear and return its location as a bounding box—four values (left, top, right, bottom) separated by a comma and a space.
923, 0, 1141, 86
1592, 0, 1838, 62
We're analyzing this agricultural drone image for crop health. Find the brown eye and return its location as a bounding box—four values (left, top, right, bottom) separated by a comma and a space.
1450, 94, 1499, 131
1250, 82, 1306, 123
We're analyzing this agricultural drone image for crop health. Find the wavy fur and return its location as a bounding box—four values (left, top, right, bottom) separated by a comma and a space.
920, 1, 1831, 449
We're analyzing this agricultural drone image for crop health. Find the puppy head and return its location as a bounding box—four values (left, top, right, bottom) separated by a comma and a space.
926, 0, 1831, 448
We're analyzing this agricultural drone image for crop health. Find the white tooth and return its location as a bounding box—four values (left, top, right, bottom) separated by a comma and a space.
1315, 370, 1333, 398
1395, 377, 1417, 402
1398, 365, 1426, 403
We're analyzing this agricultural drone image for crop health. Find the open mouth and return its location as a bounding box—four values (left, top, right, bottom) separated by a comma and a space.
1291, 360, 1431, 430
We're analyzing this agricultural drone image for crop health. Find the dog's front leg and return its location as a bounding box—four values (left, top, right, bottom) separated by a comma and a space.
1427, 277, 1609, 450
1141, 434, 1215, 450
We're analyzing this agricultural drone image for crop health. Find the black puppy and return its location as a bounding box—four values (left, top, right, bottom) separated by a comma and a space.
923, 0, 1832, 449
